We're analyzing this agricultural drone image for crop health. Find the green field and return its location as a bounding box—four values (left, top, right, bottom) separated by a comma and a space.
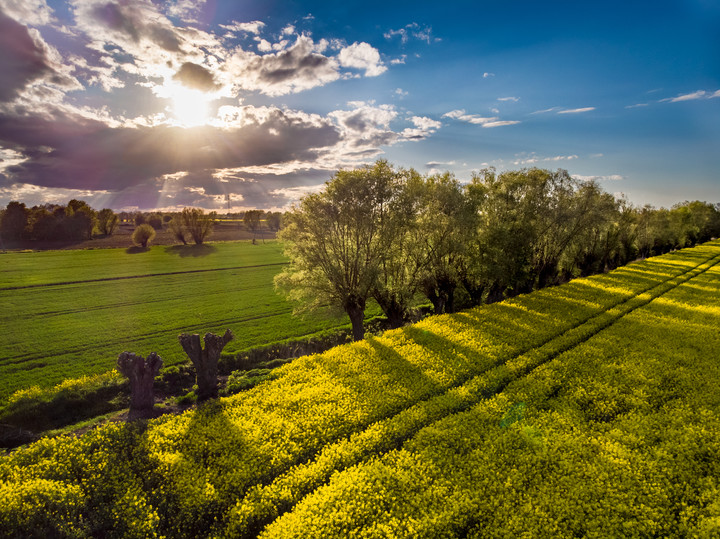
1, 242, 718, 537
0, 242, 368, 401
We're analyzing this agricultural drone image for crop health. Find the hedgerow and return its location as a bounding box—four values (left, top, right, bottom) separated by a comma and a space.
0, 242, 718, 537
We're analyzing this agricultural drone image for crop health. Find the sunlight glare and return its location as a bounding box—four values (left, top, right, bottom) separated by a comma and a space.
171, 86, 212, 127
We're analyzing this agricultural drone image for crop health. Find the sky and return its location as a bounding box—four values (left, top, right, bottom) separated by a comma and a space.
0, 0, 718, 212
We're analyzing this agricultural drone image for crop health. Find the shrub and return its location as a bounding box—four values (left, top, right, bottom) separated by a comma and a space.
132, 224, 156, 248
180, 207, 214, 245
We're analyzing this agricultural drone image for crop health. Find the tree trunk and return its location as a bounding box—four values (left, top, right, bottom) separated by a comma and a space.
178, 329, 234, 401
344, 297, 366, 341
117, 351, 163, 420
485, 281, 505, 304
374, 291, 407, 329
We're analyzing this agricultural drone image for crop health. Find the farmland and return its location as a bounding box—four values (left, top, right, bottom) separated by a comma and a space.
1, 241, 718, 537
0, 241, 370, 401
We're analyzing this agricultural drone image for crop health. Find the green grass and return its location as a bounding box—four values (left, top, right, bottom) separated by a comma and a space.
0, 241, 377, 401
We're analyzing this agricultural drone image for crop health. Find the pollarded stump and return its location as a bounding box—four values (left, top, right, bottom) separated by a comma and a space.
178, 329, 234, 401
117, 351, 163, 420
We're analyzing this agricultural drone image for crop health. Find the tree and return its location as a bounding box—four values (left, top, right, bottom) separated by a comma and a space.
117, 351, 163, 420
1, 201, 29, 240
168, 216, 187, 244
180, 207, 214, 245
276, 160, 397, 341
65, 199, 97, 240
178, 330, 234, 401
266, 212, 283, 235
97, 208, 119, 235
132, 224, 156, 248
244, 209, 264, 244
147, 213, 163, 230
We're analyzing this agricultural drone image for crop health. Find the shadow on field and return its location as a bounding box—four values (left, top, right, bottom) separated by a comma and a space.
165, 244, 217, 257
126, 246, 150, 254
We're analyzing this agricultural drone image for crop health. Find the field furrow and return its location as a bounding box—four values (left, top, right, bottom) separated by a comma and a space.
223, 248, 720, 537
260, 246, 720, 538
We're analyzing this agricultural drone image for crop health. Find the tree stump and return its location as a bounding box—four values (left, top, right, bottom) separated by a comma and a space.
117, 351, 163, 420
178, 329, 234, 401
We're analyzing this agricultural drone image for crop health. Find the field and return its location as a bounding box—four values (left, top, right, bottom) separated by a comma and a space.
0, 241, 365, 402
1, 242, 718, 537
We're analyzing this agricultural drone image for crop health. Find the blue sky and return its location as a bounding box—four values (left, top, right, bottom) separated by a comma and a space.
0, 0, 718, 211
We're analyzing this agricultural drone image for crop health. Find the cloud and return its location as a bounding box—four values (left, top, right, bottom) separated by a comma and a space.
220, 20, 265, 35
573, 174, 624, 182
226, 35, 340, 95
482, 72, 494, 78
531, 107, 560, 114
625, 103, 648, 109
165, 0, 208, 23
384, 22, 437, 44
513, 154, 578, 165
338, 42, 386, 77
394, 88, 408, 98
0, 10, 79, 102
442, 109, 519, 128
1, 0, 54, 26
498, 96, 519, 102
173, 62, 219, 91
660, 89, 720, 102
557, 107, 596, 114
401, 116, 441, 140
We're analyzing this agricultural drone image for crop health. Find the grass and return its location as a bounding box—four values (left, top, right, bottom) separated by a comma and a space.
0, 241, 378, 402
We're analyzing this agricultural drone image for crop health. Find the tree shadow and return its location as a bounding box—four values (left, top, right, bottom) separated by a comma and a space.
126, 246, 150, 254
164, 244, 217, 257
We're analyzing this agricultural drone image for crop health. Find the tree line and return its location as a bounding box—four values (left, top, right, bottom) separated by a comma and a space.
0, 201, 283, 245
275, 160, 720, 341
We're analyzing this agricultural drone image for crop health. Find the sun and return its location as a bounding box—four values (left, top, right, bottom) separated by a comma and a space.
169, 86, 213, 127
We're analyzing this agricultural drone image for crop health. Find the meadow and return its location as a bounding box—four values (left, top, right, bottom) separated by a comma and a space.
1, 241, 718, 537
0, 241, 367, 401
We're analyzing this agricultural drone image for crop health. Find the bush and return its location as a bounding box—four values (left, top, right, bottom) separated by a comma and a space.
132, 224, 156, 248
180, 207, 214, 245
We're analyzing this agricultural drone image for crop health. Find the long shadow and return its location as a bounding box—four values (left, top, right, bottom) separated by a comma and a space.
164, 244, 217, 257
126, 245, 150, 254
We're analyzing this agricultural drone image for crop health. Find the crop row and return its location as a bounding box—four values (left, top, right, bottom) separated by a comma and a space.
261, 247, 720, 538
221, 245, 720, 537
0, 243, 364, 401
0, 243, 718, 537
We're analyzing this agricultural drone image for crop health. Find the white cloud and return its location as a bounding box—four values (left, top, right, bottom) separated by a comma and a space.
384, 22, 436, 44
531, 107, 560, 114
394, 88, 408, 98
401, 115, 442, 140
483, 72, 494, 78
573, 174, 624, 182
390, 55, 407, 65
0, 0, 54, 26
558, 107, 595, 114
498, 96, 519, 102
513, 154, 578, 165
625, 103, 649, 109
442, 109, 519, 128
220, 20, 266, 35
338, 42, 387, 77
660, 89, 720, 102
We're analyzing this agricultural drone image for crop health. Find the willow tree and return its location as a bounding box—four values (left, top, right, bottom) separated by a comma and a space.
275, 160, 398, 341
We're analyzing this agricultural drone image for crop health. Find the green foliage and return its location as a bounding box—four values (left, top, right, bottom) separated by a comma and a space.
0, 242, 377, 401
180, 207, 214, 245
1, 243, 717, 537
131, 223, 156, 248
96, 208, 119, 236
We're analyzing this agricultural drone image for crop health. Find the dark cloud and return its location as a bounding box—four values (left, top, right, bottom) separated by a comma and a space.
0, 10, 56, 102
229, 36, 340, 95
173, 62, 219, 91
87, 1, 183, 52
0, 106, 340, 193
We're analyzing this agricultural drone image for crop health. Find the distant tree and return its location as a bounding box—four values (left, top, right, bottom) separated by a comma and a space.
244, 209, 263, 244
180, 207, 214, 245
147, 213, 163, 230
132, 224, 156, 248
1, 201, 29, 240
168, 216, 187, 244
65, 199, 97, 240
276, 160, 397, 341
266, 212, 283, 235
162, 214, 173, 224
134, 213, 146, 226
97, 208, 119, 236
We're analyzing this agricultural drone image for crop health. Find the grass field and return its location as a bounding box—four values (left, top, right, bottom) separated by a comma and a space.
1, 242, 718, 537
0, 241, 371, 402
